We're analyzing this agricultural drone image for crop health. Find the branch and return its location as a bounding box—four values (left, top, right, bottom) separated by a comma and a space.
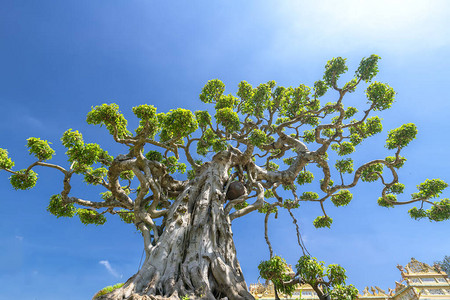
229, 182, 264, 220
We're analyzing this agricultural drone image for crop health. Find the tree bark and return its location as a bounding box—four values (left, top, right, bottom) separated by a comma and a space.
95, 154, 255, 300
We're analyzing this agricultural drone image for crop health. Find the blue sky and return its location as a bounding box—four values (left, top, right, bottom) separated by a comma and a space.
1, 1, 449, 299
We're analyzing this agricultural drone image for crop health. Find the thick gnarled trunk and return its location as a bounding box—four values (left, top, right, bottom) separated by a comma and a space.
96, 158, 254, 300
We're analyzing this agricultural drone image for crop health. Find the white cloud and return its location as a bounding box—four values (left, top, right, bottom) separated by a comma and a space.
99, 260, 122, 278
270, 0, 450, 56
15, 235, 24, 242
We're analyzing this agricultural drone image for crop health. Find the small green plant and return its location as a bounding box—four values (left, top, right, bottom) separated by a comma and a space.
93, 283, 124, 299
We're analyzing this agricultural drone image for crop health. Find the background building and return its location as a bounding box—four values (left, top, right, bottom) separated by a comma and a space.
249, 258, 450, 299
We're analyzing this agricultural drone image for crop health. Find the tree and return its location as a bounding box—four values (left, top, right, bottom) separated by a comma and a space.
1, 55, 449, 300
435, 256, 450, 275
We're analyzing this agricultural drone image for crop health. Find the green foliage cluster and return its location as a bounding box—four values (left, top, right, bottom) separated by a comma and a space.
331, 190, 353, 207
117, 209, 135, 224
159, 108, 198, 142
347, 116, 383, 146
77, 209, 107, 225
10, 169, 38, 190
249, 129, 271, 147
405, 180, 450, 220
313, 80, 328, 97
300, 191, 319, 200
133, 104, 159, 138
355, 55, 381, 82
385, 156, 406, 168
84, 167, 108, 185
414, 179, 448, 199
119, 170, 135, 181
258, 203, 278, 214
335, 158, 353, 174
0, 148, 14, 169
238, 81, 275, 118
360, 163, 383, 182
297, 171, 314, 185
215, 94, 237, 110
344, 107, 358, 119
278, 85, 311, 118
266, 161, 279, 171
282, 199, 299, 209
387, 183, 405, 194
61, 129, 112, 173
332, 142, 355, 156
93, 283, 124, 299
302, 129, 315, 143
258, 256, 296, 296
366, 82, 395, 111
47, 194, 76, 218
323, 57, 348, 87
409, 198, 450, 222
313, 216, 333, 228
199, 79, 225, 103
215, 107, 240, 132
162, 156, 186, 174
295, 255, 358, 299
194, 110, 211, 129
145, 150, 163, 162
386, 123, 417, 149
233, 201, 249, 210
27, 137, 55, 161
197, 128, 226, 155
377, 194, 397, 208
86, 104, 129, 138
